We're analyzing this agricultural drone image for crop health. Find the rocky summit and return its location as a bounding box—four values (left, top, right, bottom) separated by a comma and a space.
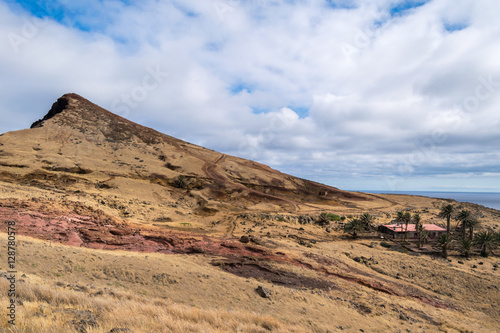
0, 94, 499, 332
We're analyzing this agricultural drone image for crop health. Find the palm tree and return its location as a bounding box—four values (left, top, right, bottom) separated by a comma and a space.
396, 211, 404, 224
420, 226, 430, 245
416, 222, 426, 248
344, 218, 364, 239
466, 218, 480, 240
456, 209, 475, 240
438, 233, 453, 259
413, 213, 421, 244
396, 211, 412, 241
474, 231, 498, 257
359, 213, 374, 230
437, 204, 454, 234
459, 238, 473, 258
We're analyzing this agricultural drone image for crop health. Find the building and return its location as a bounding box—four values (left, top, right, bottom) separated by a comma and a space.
378, 223, 447, 239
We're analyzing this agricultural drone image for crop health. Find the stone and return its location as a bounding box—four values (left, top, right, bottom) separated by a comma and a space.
109, 329, 133, 333
239, 235, 250, 243
399, 312, 410, 321
256, 285, 272, 298
70, 309, 99, 333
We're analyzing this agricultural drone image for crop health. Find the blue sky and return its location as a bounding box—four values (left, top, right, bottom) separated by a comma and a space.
1, 0, 499, 192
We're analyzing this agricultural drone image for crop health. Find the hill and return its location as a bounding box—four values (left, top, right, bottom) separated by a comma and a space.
0, 93, 498, 332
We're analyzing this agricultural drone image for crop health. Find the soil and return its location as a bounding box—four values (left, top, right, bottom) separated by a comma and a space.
214, 257, 337, 291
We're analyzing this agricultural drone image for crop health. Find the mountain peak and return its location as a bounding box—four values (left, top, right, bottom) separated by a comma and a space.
31, 93, 107, 129
29, 93, 163, 145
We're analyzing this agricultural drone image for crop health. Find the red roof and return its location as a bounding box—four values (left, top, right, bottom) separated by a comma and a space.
382, 224, 446, 233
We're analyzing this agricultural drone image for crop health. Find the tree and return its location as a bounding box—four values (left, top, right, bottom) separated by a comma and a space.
420, 226, 430, 245
343, 218, 364, 238
396, 211, 411, 241
437, 204, 454, 234
416, 223, 424, 248
459, 238, 473, 258
456, 209, 474, 240
474, 231, 498, 257
466, 218, 480, 241
413, 213, 421, 245
359, 213, 374, 230
438, 233, 453, 259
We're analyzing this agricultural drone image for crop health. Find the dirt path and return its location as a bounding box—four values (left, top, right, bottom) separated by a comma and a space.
203, 154, 227, 184
359, 193, 399, 210
202, 154, 302, 211
224, 217, 237, 238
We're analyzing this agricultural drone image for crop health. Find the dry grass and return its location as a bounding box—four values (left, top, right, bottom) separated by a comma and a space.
0, 272, 301, 333
0, 235, 334, 332
0, 234, 498, 332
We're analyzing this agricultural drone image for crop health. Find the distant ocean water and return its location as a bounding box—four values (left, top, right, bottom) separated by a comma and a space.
362, 191, 500, 211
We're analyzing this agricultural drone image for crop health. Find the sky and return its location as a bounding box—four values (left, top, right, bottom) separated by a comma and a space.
1, 0, 499, 193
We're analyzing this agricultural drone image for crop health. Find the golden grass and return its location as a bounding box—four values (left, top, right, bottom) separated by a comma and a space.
1, 232, 499, 332
0, 276, 301, 333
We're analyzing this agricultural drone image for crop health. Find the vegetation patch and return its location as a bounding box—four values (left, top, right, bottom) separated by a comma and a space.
0, 162, 28, 168
165, 162, 181, 171
42, 166, 93, 174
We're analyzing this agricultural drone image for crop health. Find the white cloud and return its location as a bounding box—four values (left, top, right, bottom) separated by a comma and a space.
0, 0, 499, 191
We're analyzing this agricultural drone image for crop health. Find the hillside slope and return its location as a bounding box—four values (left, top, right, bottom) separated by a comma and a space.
0, 94, 498, 332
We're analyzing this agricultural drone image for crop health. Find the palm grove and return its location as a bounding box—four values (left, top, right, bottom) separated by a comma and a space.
436, 205, 499, 258
341, 205, 500, 258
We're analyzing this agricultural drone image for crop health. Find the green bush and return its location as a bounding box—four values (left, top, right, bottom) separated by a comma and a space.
319, 212, 341, 221
380, 241, 391, 248
329, 213, 342, 221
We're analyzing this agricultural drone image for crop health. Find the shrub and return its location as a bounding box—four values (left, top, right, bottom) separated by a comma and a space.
327, 213, 342, 221
173, 175, 188, 189
318, 212, 341, 224
380, 241, 391, 248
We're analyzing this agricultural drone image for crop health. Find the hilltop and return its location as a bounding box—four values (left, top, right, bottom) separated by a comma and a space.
0, 94, 498, 332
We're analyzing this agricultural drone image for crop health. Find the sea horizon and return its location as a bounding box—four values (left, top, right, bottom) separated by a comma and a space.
357, 190, 500, 211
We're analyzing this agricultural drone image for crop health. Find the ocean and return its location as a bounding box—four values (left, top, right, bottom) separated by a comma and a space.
362, 191, 500, 211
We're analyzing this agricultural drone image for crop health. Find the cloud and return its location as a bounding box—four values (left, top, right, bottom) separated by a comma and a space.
1, 0, 499, 191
